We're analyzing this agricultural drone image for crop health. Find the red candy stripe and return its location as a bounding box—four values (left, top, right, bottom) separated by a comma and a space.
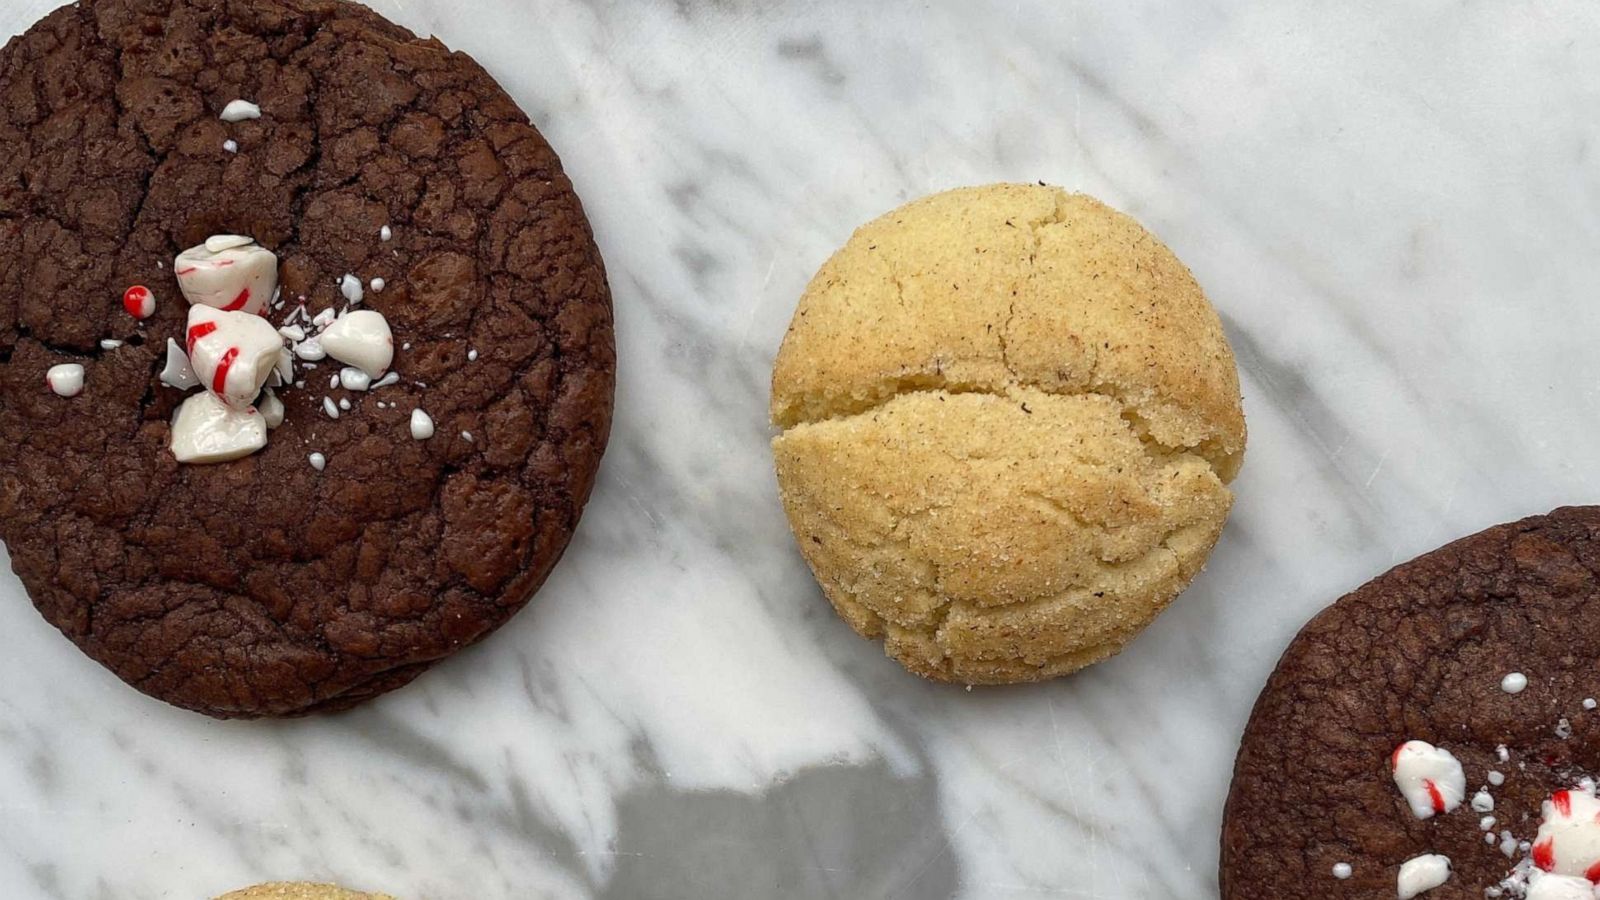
1587, 860, 1600, 883
1555, 791, 1574, 816
1425, 780, 1446, 814
186, 321, 217, 356
1391, 744, 1405, 770
1534, 838, 1556, 871
220, 288, 251, 312
212, 347, 238, 395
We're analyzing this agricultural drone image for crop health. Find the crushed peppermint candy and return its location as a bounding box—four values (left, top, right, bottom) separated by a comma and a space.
380, 225, 392, 242
46, 364, 84, 397
1491, 770, 1507, 787
468, 348, 479, 361
339, 273, 364, 305
1392, 741, 1467, 819
1586, 699, 1598, 712
223, 139, 238, 153
410, 409, 434, 440
339, 367, 372, 392
1557, 719, 1575, 740
308, 452, 326, 471
1397, 853, 1451, 898
219, 99, 261, 122
1504, 673, 1531, 694
1332, 862, 1352, 880
123, 285, 156, 319
322, 397, 340, 419
370, 277, 385, 293
100, 339, 123, 350
1474, 790, 1497, 813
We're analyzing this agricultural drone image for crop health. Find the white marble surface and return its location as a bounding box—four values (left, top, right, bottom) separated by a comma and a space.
2, 0, 1599, 897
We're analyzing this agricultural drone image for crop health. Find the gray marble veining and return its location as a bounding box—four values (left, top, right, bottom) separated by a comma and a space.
2, 0, 1599, 897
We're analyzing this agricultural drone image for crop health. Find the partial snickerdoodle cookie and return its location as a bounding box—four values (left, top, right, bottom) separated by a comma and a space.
771, 184, 1244, 683
216, 883, 393, 900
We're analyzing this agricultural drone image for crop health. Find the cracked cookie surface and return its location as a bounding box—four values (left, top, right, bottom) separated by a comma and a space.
0, 0, 614, 717
1222, 508, 1600, 898
770, 184, 1244, 683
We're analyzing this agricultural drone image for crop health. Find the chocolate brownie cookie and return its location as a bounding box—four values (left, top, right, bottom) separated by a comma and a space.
0, 0, 614, 717
1222, 508, 1600, 898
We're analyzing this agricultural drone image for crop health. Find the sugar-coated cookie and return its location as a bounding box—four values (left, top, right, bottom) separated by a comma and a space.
771, 184, 1245, 683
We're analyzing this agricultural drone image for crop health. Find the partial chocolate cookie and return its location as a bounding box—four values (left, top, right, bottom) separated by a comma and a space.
0, 0, 614, 717
1222, 507, 1600, 898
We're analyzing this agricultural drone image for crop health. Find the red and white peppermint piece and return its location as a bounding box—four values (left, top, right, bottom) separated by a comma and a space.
185, 306, 285, 410
174, 236, 278, 316
1534, 788, 1600, 882
1391, 740, 1466, 819
122, 285, 155, 319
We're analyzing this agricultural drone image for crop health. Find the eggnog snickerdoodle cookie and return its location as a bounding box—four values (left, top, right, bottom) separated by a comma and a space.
771, 184, 1245, 684
216, 883, 393, 900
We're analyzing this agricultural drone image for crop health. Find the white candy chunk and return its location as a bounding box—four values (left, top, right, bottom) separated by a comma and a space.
219, 99, 261, 122
175, 238, 278, 316
257, 387, 284, 429
100, 339, 123, 350
278, 324, 306, 342
371, 372, 400, 390
274, 348, 294, 384
170, 392, 266, 464
205, 234, 253, 253
308, 452, 326, 471
160, 338, 200, 390
1535, 789, 1600, 879
223, 139, 238, 154
46, 364, 84, 397
340, 274, 364, 305
1503, 672, 1529, 694
318, 309, 393, 378
293, 338, 326, 361
1397, 854, 1450, 899
339, 367, 371, 391
186, 306, 285, 410
410, 409, 434, 440
1473, 790, 1496, 813
1391, 741, 1466, 819
322, 396, 339, 419
370, 277, 385, 293
312, 307, 337, 329
1527, 873, 1600, 900
380, 225, 392, 242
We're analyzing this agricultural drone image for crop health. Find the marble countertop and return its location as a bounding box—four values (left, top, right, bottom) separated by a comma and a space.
3, 0, 1599, 897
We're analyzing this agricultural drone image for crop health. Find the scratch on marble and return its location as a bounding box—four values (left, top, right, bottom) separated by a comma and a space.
1363, 448, 1390, 489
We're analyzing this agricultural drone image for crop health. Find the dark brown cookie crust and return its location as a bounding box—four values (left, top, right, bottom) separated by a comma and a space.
1221, 507, 1600, 897
0, 0, 614, 717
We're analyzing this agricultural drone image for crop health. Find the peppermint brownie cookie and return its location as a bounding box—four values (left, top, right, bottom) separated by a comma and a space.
0, 0, 614, 717
1223, 508, 1600, 899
